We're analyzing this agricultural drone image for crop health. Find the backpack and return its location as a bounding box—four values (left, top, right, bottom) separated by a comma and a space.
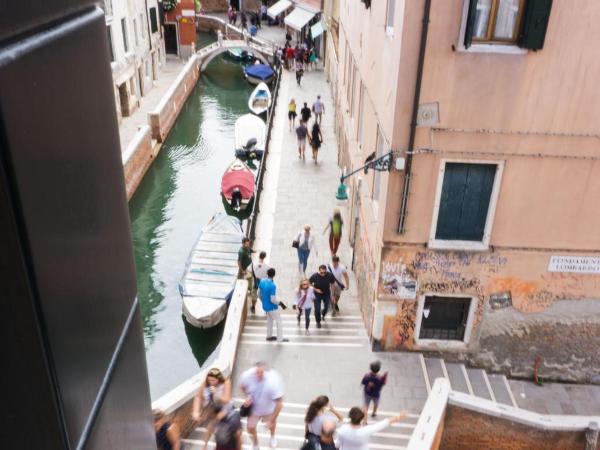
214, 410, 240, 446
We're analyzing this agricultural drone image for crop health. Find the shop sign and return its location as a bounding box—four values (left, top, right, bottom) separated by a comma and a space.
547, 256, 600, 274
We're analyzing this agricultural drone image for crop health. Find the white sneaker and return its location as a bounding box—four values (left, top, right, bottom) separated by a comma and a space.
269, 437, 277, 448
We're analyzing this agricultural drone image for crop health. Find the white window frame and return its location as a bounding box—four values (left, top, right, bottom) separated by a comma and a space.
386, 0, 395, 36
456, 0, 527, 55
414, 293, 478, 350
428, 159, 504, 251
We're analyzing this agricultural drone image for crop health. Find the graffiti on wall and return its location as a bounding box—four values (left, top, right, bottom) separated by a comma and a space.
374, 247, 599, 349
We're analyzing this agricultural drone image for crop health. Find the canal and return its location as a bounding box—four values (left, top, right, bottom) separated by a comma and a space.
129, 35, 255, 399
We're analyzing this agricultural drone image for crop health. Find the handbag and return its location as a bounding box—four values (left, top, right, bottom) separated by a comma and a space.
239, 403, 252, 418
292, 239, 299, 249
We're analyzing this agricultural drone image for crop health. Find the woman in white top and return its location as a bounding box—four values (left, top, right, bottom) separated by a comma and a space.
295, 224, 317, 276
191, 368, 232, 448
293, 278, 316, 333
337, 407, 407, 450
304, 395, 343, 441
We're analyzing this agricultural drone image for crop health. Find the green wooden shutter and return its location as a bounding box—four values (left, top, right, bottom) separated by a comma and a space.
519, 0, 553, 50
435, 163, 496, 241
458, 164, 496, 241
463, 0, 478, 49
436, 163, 469, 240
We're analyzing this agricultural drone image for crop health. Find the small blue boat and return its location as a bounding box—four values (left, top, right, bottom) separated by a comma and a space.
179, 213, 244, 328
244, 63, 275, 85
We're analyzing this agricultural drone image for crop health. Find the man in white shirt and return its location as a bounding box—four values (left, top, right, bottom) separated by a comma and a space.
328, 256, 350, 316
337, 407, 407, 450
251, 251, 270, 314
239, 362, 285, 450
312, 95, 325, 124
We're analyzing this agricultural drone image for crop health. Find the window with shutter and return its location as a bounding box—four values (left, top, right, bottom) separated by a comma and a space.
462, 0, 552, 51
430, 161, 502, 250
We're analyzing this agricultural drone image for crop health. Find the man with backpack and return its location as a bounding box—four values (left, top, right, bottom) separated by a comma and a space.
328, 256, 350, 316
212, 395, 242, 450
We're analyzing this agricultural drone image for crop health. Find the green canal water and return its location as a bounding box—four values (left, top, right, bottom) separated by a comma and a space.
129, 35, 255, 399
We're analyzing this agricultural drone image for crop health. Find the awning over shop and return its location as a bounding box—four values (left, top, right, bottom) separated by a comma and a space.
284, 7, 316, 32
310, 20, 326, 38
267, 0, 292, 19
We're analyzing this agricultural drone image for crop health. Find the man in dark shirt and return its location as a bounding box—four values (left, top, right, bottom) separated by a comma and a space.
361, 360, 388, 419
238, 237, 254, 307
300, 102, 312, 124
309, 264, 339, 328
212, 396, 242, 450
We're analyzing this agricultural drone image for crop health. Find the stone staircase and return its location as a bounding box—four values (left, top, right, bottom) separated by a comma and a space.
421, 357, 518, 408
183, 398, 419, 450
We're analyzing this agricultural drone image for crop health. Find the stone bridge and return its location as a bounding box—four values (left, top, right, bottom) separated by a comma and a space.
195, 14, 276, 71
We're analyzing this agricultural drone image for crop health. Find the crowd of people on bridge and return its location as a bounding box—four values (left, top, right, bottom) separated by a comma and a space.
153, 360, 407, 450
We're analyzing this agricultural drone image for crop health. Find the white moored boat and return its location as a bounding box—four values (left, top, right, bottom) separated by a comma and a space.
179, 213, 244, 328
234, 113, 266, 159
248, 82, 272, 115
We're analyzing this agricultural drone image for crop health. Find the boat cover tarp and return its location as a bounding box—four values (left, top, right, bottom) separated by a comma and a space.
221, 167, 254, 199
235, 113, 267, 150
245, 64, 275, 81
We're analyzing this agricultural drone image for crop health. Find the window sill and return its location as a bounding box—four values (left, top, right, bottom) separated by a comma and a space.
428, 239, 489, 252
413, 338, 469, 351
456, 42, 527, 55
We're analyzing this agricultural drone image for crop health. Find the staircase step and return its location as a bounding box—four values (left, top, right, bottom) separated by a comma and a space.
444, 363, 469, 394
424, 358, 446, 388
466, 368, 493, 401
487, 373, 517, 407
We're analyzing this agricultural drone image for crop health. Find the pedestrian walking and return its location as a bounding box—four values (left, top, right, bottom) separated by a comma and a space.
293, 278, 316, 334
337, 408, 407, 450
232, 9, 238, 26
288, 98, 297, 131
250, 23, 257, 37
323, 209, 343, 256
154, 409, 182, 450
285, 30, 292, 45
227, 6, 235, 24
295, 121, 308, 159
241, 11, 247, 30
308, 48, 317, 69
256, 10, 262, 29
312, 95, 325, 125
304, 396, 344, 442
309, 264, 340, 327
328, 256, 350, 316
300, 102, 312, 124
251, 251, 270, 314
239, 362, 285, 450
238, 237, 255, 303
309, 122, 323, 164
260, 2, 268, 21
285, 45, 295, 70
211, 395, 242, 450
293, 225, 316, 275
258, 268, 288, 342
361, 361, 388, 420
192, 367, 232, 423
295, 59, 304, 86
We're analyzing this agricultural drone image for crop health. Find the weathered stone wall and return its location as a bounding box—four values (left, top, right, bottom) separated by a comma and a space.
201, 0, 229, 13
440, 405, 597, 450
373, 245, 600, 383
122, 126, 155, 200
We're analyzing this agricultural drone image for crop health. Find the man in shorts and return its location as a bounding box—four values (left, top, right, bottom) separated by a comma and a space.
296, 121, 308, 159
239, 362, 285, 450
328, 256, 350, 316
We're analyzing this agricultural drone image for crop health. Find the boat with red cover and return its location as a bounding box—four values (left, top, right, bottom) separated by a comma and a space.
221, 159, 255, 211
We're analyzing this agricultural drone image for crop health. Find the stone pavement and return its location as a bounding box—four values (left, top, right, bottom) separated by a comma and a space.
118, 57, 186, 152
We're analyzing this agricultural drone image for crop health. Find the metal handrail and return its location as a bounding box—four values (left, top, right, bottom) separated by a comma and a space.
245, 65, 283, 241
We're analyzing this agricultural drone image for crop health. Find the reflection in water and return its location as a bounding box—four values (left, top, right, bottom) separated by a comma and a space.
129, 44, 254, 399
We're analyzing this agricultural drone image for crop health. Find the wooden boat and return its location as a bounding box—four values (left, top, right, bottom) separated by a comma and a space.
226, 48, 254, 63
244, 63, 275, 85
179, 213, 244, 328
234, 113, 266, 159
248, 82, 272, 115
221, 159, 255, 211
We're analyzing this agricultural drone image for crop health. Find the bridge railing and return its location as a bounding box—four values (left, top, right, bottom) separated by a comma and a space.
245, 64, 283, 241
196, 14, 278, 56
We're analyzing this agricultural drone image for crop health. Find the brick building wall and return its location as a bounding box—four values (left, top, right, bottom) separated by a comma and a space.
440, 405, 598, 450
